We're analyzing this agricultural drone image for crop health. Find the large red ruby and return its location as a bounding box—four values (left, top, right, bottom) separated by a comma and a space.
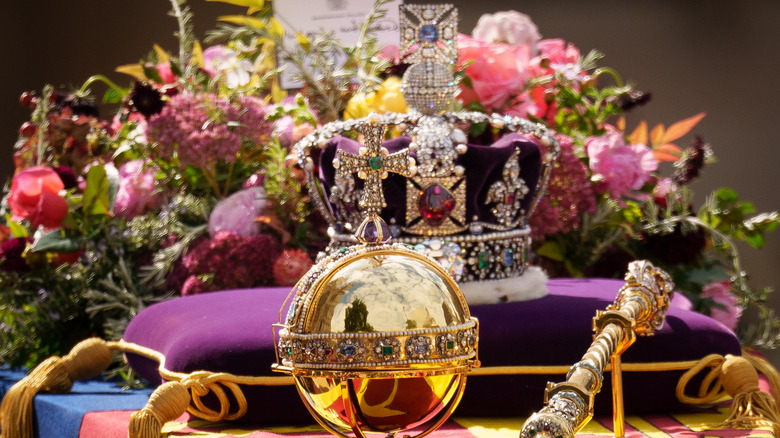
418, 183, 456, 227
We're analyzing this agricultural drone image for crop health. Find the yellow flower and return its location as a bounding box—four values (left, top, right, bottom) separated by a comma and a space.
373, 76, 407, 113
345, 77, 407, 119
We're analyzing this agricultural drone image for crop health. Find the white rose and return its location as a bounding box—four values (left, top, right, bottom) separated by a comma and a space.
472, 11, 541, 53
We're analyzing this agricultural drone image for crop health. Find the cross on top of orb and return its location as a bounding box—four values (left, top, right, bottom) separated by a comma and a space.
399, 4, 458, 65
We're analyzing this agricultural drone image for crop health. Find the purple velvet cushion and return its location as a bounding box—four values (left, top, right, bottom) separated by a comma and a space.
124, 278, 741, 423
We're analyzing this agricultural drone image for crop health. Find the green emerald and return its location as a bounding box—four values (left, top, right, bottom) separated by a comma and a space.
528, 430, 536, 437
381, 345, 393, 355
478, 251, 490, 269
446, 340, 454, 350
285, 347, 292, 355
369, 156, 384, 170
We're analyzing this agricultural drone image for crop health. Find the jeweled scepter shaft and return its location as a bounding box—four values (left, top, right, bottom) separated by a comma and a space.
519, 260, 674, 438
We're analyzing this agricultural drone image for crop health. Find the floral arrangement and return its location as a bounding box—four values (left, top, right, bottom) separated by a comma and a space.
1, 0, 778, 372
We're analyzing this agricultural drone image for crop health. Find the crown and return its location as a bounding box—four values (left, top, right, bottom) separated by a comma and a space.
294, 4, 559, 289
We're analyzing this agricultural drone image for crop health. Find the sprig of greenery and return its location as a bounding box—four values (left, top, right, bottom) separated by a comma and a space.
640, 187, 780, 347
168, 0, 197, 85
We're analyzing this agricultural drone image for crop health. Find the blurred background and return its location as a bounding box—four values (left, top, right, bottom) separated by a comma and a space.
0, 1, 778, 364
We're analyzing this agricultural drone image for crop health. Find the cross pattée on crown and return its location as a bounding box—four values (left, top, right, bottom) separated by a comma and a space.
332, 116, 416, 217
399, 4, 458, 65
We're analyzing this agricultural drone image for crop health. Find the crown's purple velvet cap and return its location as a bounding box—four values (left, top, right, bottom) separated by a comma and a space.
317, 133, 543, 226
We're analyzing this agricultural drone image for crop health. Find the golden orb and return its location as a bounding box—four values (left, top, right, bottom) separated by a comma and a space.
273, 243, 479, 438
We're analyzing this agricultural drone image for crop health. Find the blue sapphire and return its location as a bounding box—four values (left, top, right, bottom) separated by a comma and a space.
502, 248, 514, 267
415, 342, 429, 355
340, 345, 357, 357
419, 25, 438, 42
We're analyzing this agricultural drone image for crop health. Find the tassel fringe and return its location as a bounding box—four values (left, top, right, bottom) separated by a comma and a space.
128, 381, 191, 438
0, 338, 113, 438
677, 351, 780, 435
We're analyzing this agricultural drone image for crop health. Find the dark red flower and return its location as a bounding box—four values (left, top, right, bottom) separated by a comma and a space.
0, 237, 33, 272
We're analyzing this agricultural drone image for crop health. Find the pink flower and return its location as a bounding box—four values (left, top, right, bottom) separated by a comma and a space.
114, 160, 161, 219
586, 130, 658, 200
201, 45, 254, 88
208, 187, 267, 237
701, 281, 743, 330
535, 39, 581, 79
8, 166, 68, 229
155, 62, 177, 84
456, 34, 531, 113
526, 39, 584, 121
147, 93, 272, 171
472, 11, 541, 51
147, 93, 242, 169
181, 275, 213, 296
652, 177, 676, 200
530, 134, 597, 240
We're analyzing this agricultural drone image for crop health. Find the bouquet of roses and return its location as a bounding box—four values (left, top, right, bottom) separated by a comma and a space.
0, 0, 777, 372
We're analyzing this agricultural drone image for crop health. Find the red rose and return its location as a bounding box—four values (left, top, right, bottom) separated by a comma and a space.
8, 166, 69, 229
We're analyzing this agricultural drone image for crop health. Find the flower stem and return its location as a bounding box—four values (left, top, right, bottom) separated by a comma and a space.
78, 75, 128, 99
593, 67, 624, 88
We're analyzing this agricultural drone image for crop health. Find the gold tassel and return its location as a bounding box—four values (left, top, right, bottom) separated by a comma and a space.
0, 338, 113, 438
128, 381, 191, 438
677, 352, 780, 435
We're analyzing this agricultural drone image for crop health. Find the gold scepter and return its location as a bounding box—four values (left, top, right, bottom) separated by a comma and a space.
519, 260, 674, 438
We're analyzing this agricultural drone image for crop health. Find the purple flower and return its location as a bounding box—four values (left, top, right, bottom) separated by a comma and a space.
586, 130, 658, 200
208, 187, 267, 237
114, 160, 161, 219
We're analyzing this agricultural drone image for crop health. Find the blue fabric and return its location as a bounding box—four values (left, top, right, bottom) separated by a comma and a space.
0, 368, 151, 438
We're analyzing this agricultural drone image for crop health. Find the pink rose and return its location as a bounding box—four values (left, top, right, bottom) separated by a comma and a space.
8, 166, 69, 229
472, 11, 541, 51
586, 130, 658, 199
457, 34, 531, 112
701, 281, 742, 330
114, 160, 161, 219
208, 187, 267, 237
536, 39, 581, 74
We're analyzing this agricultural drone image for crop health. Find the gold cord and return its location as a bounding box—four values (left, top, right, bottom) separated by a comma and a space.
676, 350, 780, 435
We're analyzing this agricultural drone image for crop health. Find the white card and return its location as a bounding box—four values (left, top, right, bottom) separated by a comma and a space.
274, 0, 403, 89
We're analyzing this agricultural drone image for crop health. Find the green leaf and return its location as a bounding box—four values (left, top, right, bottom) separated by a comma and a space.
169, 59, 183, 77
142, 65, 164, 84
30, 228, 81, 253
467, 101, 486, 113
537, 241, 564, 261
82, 165, 112, 217
5, 215, 28, 238
743, 231, 765, 249
102, 88, 122, 104
716, 188, 738, 205
104, 162, 120, 212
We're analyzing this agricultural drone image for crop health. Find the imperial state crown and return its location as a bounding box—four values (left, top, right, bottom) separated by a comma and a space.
295, 4, 560, 302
